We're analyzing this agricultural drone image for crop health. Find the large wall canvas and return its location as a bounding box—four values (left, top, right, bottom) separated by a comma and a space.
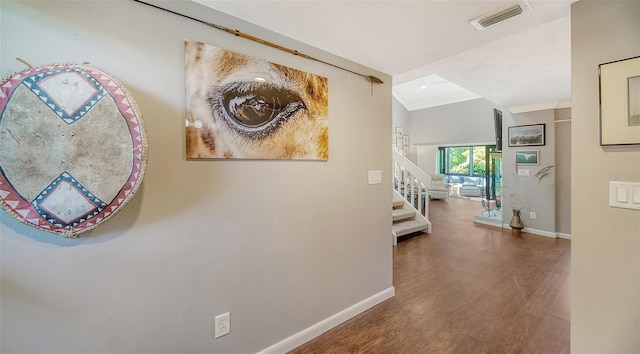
185, 40, 329, 160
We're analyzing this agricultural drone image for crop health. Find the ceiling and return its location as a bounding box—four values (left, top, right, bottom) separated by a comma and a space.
195, 0, 574, 113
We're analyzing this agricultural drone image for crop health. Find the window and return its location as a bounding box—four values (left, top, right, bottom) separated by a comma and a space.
438, 145, 496, 178
437, 145, 499, 199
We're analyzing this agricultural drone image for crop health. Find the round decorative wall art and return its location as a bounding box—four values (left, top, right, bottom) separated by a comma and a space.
0, 63, 148, 237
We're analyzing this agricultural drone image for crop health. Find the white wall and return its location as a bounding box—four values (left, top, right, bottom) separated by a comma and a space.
571, 1, 640, 352
0, 1, 393, 353
392, 96, 410, 134
409, 98, 498, 147
416, 146, 438, 175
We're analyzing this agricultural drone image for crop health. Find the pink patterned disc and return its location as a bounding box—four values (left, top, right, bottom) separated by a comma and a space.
0, 63, 148, 237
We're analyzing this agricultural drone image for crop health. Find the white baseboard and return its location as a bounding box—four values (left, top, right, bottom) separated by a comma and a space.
473, 218, 503, 228
556, 232, 572, 240
523, 227, 557, 238
501, 224, 557, 238
257, 287, 395, 354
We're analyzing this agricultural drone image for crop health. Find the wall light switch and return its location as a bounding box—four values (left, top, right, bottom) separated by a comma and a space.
517, 169, 530, 176
616, 187, 628, 202
610, 181, 640, 210
368, 170, 382, 185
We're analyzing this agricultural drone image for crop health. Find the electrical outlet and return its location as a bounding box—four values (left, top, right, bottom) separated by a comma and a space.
214, 312, 230, 339
530, 211, 536, 219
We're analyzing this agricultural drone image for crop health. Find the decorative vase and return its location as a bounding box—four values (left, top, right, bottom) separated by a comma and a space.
510, 209, 524, 233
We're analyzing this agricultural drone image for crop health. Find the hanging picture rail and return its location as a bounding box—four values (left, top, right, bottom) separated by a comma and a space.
133, 0, 384, 86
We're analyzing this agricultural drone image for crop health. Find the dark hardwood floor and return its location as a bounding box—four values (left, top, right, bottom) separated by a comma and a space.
290, 197, 570, 353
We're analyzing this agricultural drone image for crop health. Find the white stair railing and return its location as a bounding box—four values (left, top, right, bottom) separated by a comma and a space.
392, 149, 432, 220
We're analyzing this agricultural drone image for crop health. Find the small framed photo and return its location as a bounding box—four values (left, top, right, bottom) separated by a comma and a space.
515, 150, 539, 165
599, 56, 640, 145
403, 146, 410, 156
396, 136, 403, 147
402, 135, 409, 146
508, 124, 545, 146
395, 127, 403, 138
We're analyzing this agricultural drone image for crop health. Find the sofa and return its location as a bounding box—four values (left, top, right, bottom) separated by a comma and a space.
445, 175, 485, 197
429, 174, 450, 200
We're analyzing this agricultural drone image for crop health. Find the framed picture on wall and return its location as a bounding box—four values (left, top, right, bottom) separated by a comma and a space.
402, 135, 409, 146
508, 124, 545, 146
515, 150, 539, 165
395, 127, 403, 138
403, 146, 410, 156
396, 136, 403, 147
599, 55, 640, 145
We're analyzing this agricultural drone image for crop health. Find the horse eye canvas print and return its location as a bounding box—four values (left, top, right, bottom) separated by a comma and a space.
184, 40, 329, 160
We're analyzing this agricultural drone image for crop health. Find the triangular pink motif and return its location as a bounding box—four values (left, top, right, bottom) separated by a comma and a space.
114, 88, 124, 96
17, 209, 30, 218
6, 200, 19, 209
2, 82, 12, 89
107, 81, 118, 87
104, 212, 111, 217
118, 198, 124, 204
0, 190, 9, 199
126, 108, 134, 115
28, 218, 41, 224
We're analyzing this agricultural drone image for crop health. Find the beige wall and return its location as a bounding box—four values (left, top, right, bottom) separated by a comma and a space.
0, 1, 393, 352
571, 1, 640, 352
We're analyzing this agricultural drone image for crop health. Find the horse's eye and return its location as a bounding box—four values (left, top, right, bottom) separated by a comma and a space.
210, 82, 305, 138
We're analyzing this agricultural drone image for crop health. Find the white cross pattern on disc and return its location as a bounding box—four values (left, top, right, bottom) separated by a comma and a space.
39, 180, 97, 224
38, 72, 98, 116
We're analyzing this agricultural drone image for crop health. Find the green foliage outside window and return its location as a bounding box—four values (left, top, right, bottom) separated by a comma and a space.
448, 147, 470, 175
439, 145, 495, 177
472, 146, 486, 176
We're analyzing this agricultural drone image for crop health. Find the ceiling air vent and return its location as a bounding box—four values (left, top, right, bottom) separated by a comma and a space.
469, 0, 532, 31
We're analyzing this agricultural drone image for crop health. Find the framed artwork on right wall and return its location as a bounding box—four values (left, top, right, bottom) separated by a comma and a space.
508, 124, 545, 147
599, 55, 640, 145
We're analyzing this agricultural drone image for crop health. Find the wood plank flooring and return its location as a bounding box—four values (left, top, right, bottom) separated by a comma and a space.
289, 197, 570, 353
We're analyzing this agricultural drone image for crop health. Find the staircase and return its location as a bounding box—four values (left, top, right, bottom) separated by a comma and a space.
392, 190, 431, 244
392, 149, 432, 245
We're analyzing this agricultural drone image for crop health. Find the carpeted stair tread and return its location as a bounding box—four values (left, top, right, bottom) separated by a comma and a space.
392, 207, 415, 222
393, 218, 429, 237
